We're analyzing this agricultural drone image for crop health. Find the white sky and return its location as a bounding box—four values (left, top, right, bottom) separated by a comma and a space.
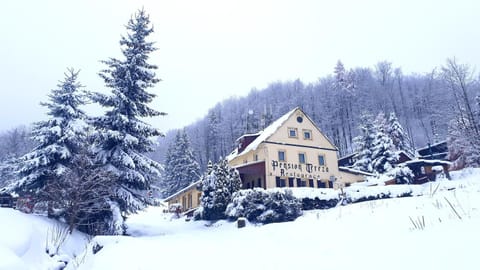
1, 0, 479, 132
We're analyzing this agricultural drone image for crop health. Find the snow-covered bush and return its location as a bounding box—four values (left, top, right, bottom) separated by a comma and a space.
345, 186, 414, 204
300, 197, 340, 210
226, 188, 302, 224
387, 166, 414, 184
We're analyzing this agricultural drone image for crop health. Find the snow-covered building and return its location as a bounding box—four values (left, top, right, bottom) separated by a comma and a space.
163, 180, 202, 213
164, 108, 369, 212
227, 107, 367, 189
416, 140, 448, 161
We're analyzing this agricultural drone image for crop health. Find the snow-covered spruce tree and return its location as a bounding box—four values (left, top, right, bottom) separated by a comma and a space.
89, 10, 165, 228
371, 113, 398, 174
162, 130, 200, 197
352, 112, 376, 173
196, 159, 242, 221
386, 112, 414, 156
8, 69, 89, 204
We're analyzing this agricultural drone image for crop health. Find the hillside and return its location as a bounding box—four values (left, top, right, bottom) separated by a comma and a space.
151, 61, 480, 171
1, 168, 479, 270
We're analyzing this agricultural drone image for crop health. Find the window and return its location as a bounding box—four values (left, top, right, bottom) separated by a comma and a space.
257, 178, 262, 188
288, 128, 298, 138
296, 178, 302, 187
276, 177, 286, 187
317, 180, 326, 188
296, 116, 303, 123
318, 155, 325, 166
288, 178, 294, 187
299, 153, 306, 164
188, 194, 192, 209
278, 151, 286, 161
254, 154, 258, 161
303, 129, 312, 140
309, 179, 314, 187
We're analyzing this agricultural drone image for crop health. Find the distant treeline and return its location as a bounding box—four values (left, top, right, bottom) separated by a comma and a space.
151, 59, 480, 171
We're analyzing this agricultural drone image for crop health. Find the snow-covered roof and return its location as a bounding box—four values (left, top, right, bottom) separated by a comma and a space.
163, 180, 201, 202
339, 166, 375, 176
227, 107, 299, 161
231, 160, 265, 169
235, 132, 262, 142
402, 159, 452, 166
416, 140, 447, 152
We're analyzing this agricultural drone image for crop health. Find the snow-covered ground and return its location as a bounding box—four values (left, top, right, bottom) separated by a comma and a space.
1, 168, 479, 270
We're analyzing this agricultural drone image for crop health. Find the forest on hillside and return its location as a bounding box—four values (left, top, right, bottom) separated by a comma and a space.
1, 59, 479, 175
151, 59, 480, 171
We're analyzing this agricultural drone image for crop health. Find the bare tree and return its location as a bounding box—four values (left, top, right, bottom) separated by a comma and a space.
41, 154, 116, 234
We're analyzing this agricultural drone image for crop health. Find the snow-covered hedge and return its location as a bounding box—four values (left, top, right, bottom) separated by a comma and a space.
225, 188, 302, 224
344, 185, 419, 204
284, 188, 340, 210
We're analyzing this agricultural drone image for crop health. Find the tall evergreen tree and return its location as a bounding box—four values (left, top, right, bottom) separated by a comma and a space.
386, 112, 414, 156
162, 130, 200, 197
371, 113, 398, 174
352, 113, 376, 173
89, 9, 165, 220
8, 69, 88, 196
206, 110, 220, 162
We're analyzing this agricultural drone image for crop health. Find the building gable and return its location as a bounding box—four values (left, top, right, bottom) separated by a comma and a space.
266, 108, 337, 151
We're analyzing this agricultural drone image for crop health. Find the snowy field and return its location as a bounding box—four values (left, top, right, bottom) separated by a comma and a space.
1, 169, 479, 270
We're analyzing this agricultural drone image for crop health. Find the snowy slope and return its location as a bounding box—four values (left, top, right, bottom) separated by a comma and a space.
1, 169, 479, 270
0, 209, 88, 270
78, 169, 480, 270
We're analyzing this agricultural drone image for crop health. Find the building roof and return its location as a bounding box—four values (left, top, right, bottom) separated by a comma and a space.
227, 107, 337, 161
227, 107, 297, 161
401, 159, 451, 167
339, 166, 375, 177
416, 140, 447, 152
163, 180, 201, 202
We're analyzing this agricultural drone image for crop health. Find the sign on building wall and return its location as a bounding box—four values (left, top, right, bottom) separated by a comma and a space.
270, 160, 329, 179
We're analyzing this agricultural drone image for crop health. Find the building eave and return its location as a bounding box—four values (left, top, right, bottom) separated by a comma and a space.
163, 180, 201, 203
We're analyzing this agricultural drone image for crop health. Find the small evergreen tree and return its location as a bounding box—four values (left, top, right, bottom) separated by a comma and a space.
89, 9, 165, 227
197, 159, 241, 221
162, 130, 200, 197
371, 113, 398, 174
9, 69, 88, 200
386, 112, 414, 156
353, 112, 376, 173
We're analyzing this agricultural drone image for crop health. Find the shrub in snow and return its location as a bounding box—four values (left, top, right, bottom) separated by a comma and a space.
344, 186, 413, 204
387, 166, 414, 184
225, 188, 302, 224
300, 197, 340, 210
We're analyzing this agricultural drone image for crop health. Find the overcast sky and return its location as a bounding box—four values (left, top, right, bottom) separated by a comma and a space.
1, 0, 479, 133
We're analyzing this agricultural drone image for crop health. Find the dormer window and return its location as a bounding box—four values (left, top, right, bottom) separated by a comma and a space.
288, 128, 298, 138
